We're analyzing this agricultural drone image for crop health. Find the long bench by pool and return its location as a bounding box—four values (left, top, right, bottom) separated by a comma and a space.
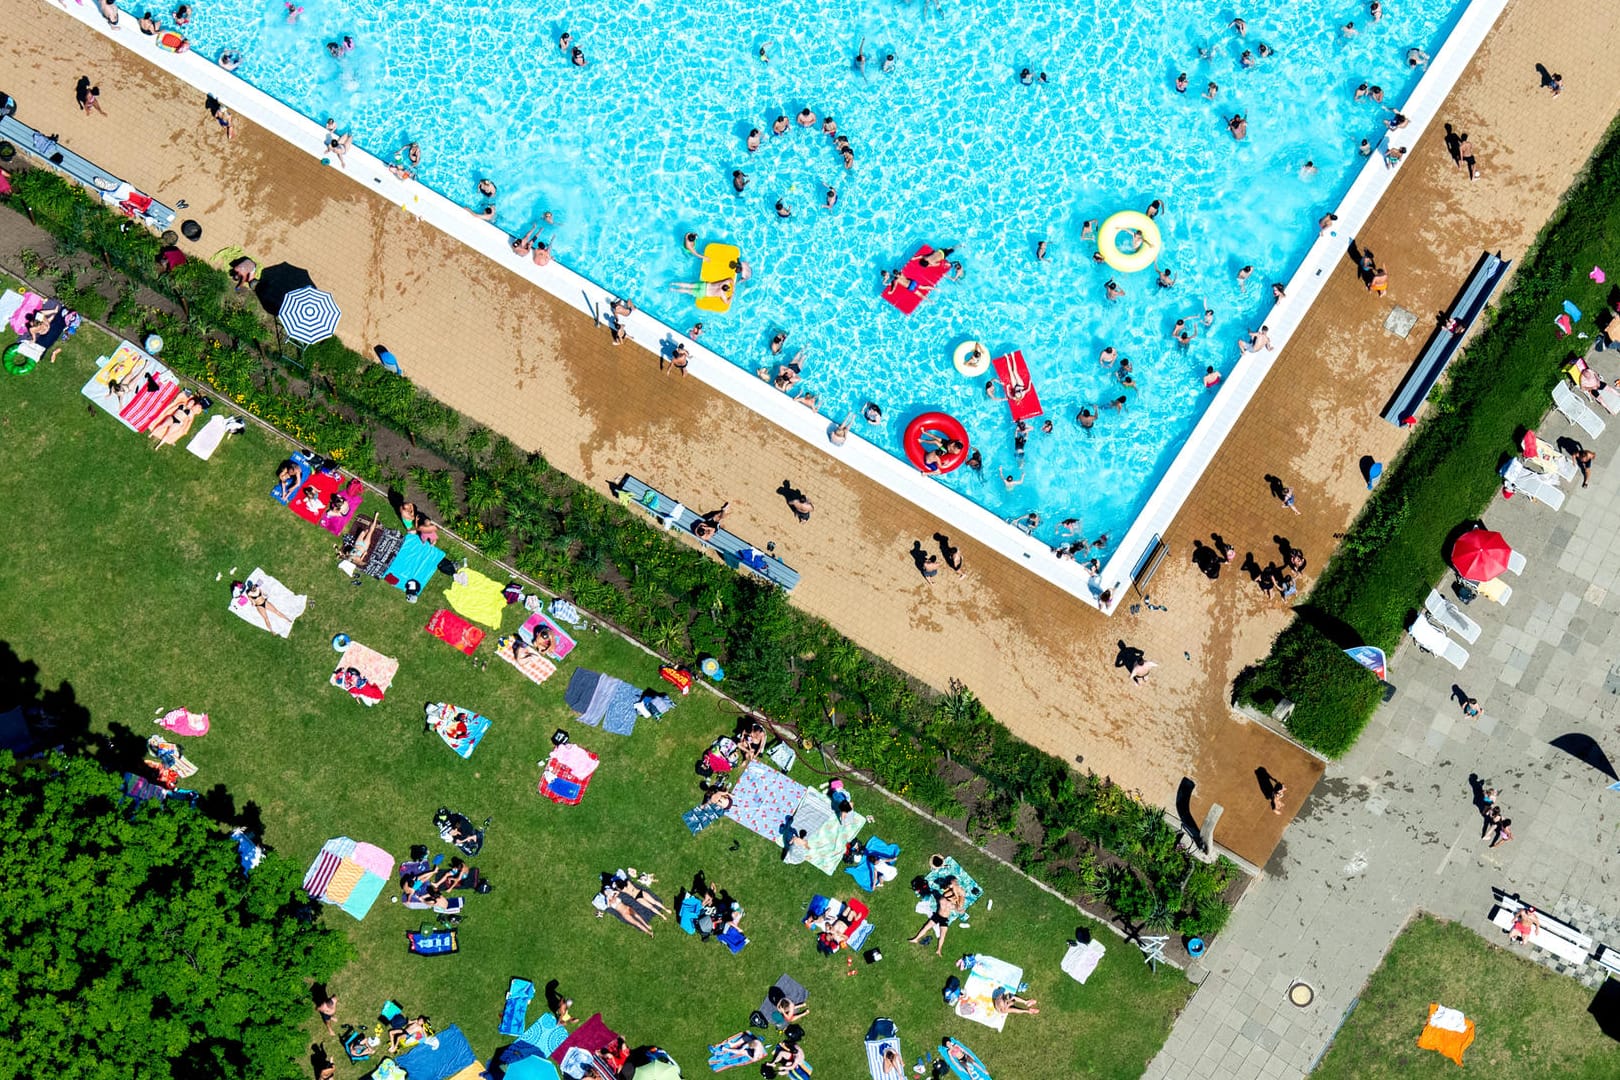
614, 474, 800, 592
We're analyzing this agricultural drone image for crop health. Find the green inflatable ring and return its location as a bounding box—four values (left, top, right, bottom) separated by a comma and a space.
2, 341, 36, 375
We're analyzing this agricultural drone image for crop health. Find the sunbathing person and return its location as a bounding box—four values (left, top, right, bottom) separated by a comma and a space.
691, 501, 731, 540
701, 786, 733, 810
992, 987, 1039, 1015
876, 1046, 903, 1080
299, 485, 325, 514
149, 392, 202, 448
1577, 365, 1607, 399
324, 490, 351, 519
600, 884, 655, 935
910, 877, 965, 956
766, 985, 810, 1025
387, 1015, 430, 1054
434, 857, 470, 891
416, 517, 440, 545
610, 871, 669, 918
507, 631, 551, 663
343, 513, 383, 562
736, 718, 767, 762
942, 1039, 989, 1080
240, 581, 292, 632
670, 277, 735, 301
709, 1031, 767, 1071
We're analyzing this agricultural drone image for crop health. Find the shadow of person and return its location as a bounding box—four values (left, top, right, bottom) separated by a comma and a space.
1191, 539, 1221, 580
1443, 122, 1462, 164
1274, 534, 1294, 561
1254, 766, 1282, 804
1264, 474, 1287, 501
909, 540, 930, 575
1114, 640, 1145, 670
1467, 772, 1487, 815
1450, 684, 1470, 707
776, 480, 803, 505
1240, 552, 1261, 581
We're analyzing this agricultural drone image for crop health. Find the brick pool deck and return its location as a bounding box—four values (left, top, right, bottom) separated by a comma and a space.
4, 0, 1616, 867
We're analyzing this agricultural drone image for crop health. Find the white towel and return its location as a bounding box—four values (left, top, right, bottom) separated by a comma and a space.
227, 569, 308, 638
187, 414, 229, 460
1430, 1005, 1468, 1032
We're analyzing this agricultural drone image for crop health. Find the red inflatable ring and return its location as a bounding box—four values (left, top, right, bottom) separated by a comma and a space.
904, 412, 970, 473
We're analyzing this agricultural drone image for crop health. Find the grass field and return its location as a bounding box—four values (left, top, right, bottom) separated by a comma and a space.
0, 277, 1189, 1077
1314, 914, 1620, 1080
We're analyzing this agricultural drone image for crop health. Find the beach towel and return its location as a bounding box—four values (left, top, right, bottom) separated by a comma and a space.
955, 955, 1023, 1032
289, 473, 362, 536
520, 611, 577, 660
398, 1024, 478, 1080
358, 525, 406, 578
516, 1014, 570, 1058
1416, 1003, 1476, 1066
568, 669, 640, 734
549, 1013, 619, 1067
156, 706, 210, 737
496, 637, 558, 686
228, 569, 307, 638
426, 609, 486, 655
385, 533, 447, 592
725, 761, 809, 844
186, 413, 230, 460
445, 568, 507, 628
500, 978, 536, 1037
864, 1019, 903, 1080
272, 453, 314, 506
708, 1032, 766, 1072
331, 641, 398, 705
683, 800, 728, 835
846, 836, 901, 891
791, 789, 868, 874
1061, 939, 1106, 984
425, 703, 490, 759
927, 857, 984, 922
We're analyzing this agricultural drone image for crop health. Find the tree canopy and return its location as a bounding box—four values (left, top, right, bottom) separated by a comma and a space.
0, 753, 350, 1079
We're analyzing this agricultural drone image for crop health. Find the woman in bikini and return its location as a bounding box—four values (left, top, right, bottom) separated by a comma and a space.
149, 393, 202, 449
242, 580, 292, 632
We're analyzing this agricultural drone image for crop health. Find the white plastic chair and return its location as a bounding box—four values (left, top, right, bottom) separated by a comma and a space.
1425, 588, 1482, 644
1408, 616, 1470, 669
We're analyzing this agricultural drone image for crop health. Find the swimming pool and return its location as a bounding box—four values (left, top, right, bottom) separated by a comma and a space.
135, 0, 1466, 549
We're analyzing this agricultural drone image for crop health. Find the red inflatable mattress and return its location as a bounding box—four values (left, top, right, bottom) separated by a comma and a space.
993, 351, 1043, 421
881, 246, 950, 315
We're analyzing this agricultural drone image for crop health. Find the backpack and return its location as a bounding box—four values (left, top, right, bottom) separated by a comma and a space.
942, 976, 962, 1005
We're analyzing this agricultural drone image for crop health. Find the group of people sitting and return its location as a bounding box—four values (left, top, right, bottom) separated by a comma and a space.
683, 870, 746, 942
399, 857, 472, 914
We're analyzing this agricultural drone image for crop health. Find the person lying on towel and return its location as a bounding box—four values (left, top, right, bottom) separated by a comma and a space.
323, 490, 351, 520
332, 665, 384, 703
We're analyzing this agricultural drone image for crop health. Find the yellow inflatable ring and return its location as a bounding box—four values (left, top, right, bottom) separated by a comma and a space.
953, 340, 990, 376
1098, 211, 1161, 274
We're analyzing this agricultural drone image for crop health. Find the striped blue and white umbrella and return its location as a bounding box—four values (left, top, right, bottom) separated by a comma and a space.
277, 286, 341, 345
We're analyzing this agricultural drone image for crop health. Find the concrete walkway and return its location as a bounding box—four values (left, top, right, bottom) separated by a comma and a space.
1147, 387, 1620, 1077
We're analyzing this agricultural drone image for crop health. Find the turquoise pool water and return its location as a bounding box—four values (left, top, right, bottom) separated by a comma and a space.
145, 0, 1465, 547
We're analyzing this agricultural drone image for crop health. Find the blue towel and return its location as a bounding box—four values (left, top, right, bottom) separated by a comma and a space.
718, 925, 749, 954
499, 977, 535, 1036
384, 533, 446, 592
845, 836, 901, 892
1564, 299, 1583, 322
678, 894, 704, 935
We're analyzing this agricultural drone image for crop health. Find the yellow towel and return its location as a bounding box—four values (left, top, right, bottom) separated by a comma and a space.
323, 859, 364, 904
445, 569, 508, 629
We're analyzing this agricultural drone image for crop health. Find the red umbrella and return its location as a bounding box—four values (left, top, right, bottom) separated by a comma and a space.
1451, 528, 1511, 581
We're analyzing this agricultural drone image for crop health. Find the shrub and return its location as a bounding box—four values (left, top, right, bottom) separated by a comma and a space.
1234, 621, 1383, 756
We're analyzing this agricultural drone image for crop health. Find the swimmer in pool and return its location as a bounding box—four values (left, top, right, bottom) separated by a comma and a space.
1080, 219, 1097, 240
1146, 199, 1163, 219
775, 199, 792, 219
1204, 81, 1219, 101
825, 186, 837, 209
683, 232, 700, 256
746, 129, 761, 152
732, 170, 749, 195
571, 45, 587, 66
1105, 280, 1125, 302
1174, 72, 1188, 93
966, 449, 983, 474
1228, 114, 1248, 140
1077, 407, 1096, 430
822, 116, 837, 136
771, 115, 790, 136
864, 402, 883, 424
1158, 267, 1176, 289
770, 331, 787, 355
882, 54, 896, 73
984, 380, 1003, 401
1236, 265, 1254, 290
1099, 347, 1117, 367
1035, 240, 1048, 261
796, 107, 816, 127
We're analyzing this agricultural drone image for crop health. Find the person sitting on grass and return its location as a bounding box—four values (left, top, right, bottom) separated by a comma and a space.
765, 985, 810, 1026
761, 1038, 810, 1079
387, 1015, 429, 1054
992, 987, 1039, 1015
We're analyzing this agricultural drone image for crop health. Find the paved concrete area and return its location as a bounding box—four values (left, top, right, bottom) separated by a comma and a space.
1147, 384, 1620, 1077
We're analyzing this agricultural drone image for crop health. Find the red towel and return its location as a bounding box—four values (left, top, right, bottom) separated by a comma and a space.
288, 472, 344, 525
120, 378, 181, 432
425, 609, 485, 655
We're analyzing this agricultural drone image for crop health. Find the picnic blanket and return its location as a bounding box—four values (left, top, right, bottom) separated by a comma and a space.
186, 413, 230, 460
725, 761, 809, 844
1417, 1003, 1476, 1066
497, 637, 558, 686
445, 568, 507, 628
1061, 939, 1106, 984
426, 609, 485, 654
955, 955, 1023, 1032
331, 641, 398, 705
520, 611, 576, 659
927, 857, 984, 923
227, 569, 307, 638
425, 703, 490, 759
397, 1024, 478, 1080
384, 533, 446, 591
683, 800, 728, 835
565, 668, 640, 735
358, 525, 406, 578
790, 789, 868, 874
302, 836, 393, 920
80, 341, 178, 432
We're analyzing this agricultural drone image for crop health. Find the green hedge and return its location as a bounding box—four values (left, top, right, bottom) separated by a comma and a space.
4, 166, 1236, 939
1236, 115, 1620, 756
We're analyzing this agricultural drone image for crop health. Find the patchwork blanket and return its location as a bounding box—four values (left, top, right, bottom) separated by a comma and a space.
227, 568, 308, 639
384, 533, 446, 592
426, 609, 486, 655
302, 836, 393, 920
724, 761, 808, 844
790, 790, 868, 875
496, 637, 558, 686
445, 568, 507, 628
331, 641, 398, 705
426, 703, 490, 759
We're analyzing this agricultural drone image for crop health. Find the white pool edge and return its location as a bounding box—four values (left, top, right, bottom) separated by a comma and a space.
44, 0, 1506, 613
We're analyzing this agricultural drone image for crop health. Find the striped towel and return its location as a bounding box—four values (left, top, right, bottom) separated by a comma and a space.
303, 850, 342, 897
496, 638, 557, 685
120, 377, 180, 432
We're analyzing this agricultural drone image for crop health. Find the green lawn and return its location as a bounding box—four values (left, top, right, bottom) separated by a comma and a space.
0, 280, 1189, 1078
1315, 914, 1620, 1080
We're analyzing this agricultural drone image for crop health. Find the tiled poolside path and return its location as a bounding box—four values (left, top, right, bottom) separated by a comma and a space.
2, 0, 1616, 874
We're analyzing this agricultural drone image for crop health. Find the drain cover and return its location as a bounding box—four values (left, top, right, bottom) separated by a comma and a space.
1288, 982, 1315, 1007
1384, 306, 1419, 339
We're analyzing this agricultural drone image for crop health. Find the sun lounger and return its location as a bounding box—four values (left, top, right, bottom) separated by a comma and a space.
1500, 458, 1566, 510
1520, 430, 1580, 482
1553, 380, 1606, 438
864, 1019, 903, 1080
0, 114, 175, 231
1424, 588, 1481, 644
1505, 549, 1526, 575
616, 475, 800, 590
1476, 575, 1512, 604
1407, 616, 1469, 668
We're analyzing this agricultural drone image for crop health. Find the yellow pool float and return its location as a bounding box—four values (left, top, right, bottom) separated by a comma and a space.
1097, 211, 1161, 274
695, 242, 740, 312
953, 340, 990, 376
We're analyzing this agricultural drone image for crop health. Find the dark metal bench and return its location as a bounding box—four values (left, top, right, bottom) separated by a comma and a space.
615, 474, 800, 591
1381, 251, 1512, 426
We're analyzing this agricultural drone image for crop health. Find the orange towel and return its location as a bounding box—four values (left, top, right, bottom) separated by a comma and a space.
1416, 1003, 1475, 1066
